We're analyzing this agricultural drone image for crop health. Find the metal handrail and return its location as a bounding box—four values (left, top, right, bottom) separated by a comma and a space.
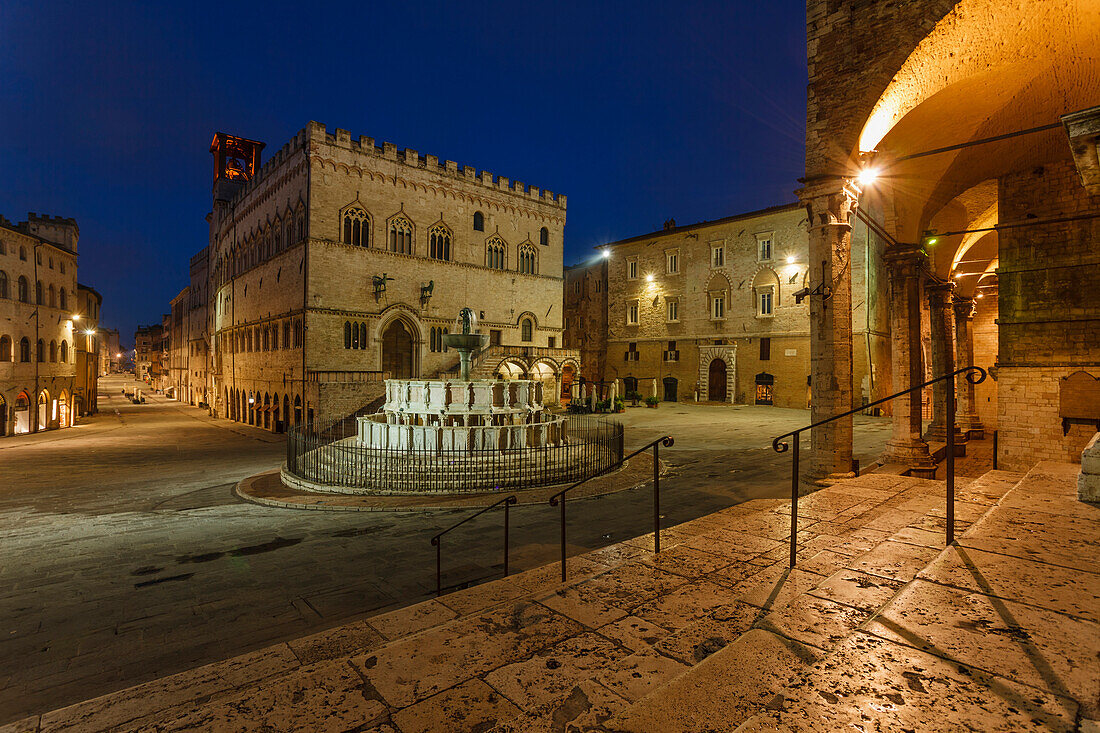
430, 495, 517, 597
548, 435, 674, 583
772, 365, 986, 568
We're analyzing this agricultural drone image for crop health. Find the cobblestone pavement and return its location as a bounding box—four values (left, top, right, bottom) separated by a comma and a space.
0, 375, 891, 724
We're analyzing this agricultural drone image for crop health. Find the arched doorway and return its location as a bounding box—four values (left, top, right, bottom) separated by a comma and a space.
755, 373, 774, 405
14, 392, 30, 434
560, 364, 575, 404
58, 390, 70, 428
708, 360, 727, 402
272, 393, 281, 433
381, 320, 414, 378
263, 393, 271, 430
37, 390, 49, 431
663, 376, 678, 402
0, 394, 6, 436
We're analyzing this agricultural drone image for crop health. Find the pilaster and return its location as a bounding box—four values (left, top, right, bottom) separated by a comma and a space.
924, 281, 956, 441
880, 245, 934, 469
798, 182, 857, 482
953, 295, 984, 437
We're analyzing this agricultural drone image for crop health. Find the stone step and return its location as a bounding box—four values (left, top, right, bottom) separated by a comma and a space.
21, 473, 1032, 732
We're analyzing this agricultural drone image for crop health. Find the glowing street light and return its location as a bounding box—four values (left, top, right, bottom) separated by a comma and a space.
786, 255, 796, 264
856, 166, 880, 187
645, 273, 655, 283
601, 249, 611, 259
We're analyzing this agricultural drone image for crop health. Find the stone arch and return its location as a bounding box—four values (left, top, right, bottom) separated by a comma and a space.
750, 267, 782, 310
699, 344, 737, 404
377, 309, 422, 379
36, 388, 49, 431
495, 358, 528, 380
58, 389, 70, 428
14, 390, 31, 434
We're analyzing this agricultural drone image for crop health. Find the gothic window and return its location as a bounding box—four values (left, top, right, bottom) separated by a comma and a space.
283, 321, 291, 348
388, 216, 413, 254
344, 322, 352, 349
342, 207, 371, 247
284, 219, 293, 250
60, 340, 68, 362
540, 227, 549, 246
486, 237, 506, 269
297, 213, 305, 241
270, 326, 278, 351
294, 319, 303, 348
521, 318, 533, 342
37, 339, 44, 362
35, 281, 42, 305
49, 340, 57, 362
473, 211, 485, 231
20, 337, 30, 362
262, 329, 269, 351
0, 335, 10, 361
273, 222, 282, 253
59, 287, 67, 309
19, 246, 26, 261
0, 271, 7, 299
428, 223, 452, 261
359, 322, 367, 349
430, 326, 438, 352
59, 260, 65, 274
351, 321, 361, 349
518, 244, 536, 274
48, 285, 55, 307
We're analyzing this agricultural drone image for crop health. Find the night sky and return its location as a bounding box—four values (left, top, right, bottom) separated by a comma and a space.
1, 1, 807, 345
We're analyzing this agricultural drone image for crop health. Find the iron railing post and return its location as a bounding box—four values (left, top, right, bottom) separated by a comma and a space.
790, 432, 799, 569
559, 494, 567, 583
946, 375, 956, 546
653, 439, 660, 554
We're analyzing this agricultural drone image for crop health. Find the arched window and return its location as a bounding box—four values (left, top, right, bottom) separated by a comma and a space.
48, 285, 56, 307
19, 246, 26, 261
351, 321, 360, 349
35, 281, 43, 305
294, 320, 303, 347
270, 326, 278, 351
473, 211, 485, 231
19, 337, 30, 362
262, 328, 269, 351
486, 237, 506, 269
285, 220, 293, 250
342, 207, 371, 247
0, 335, 11, 361
540, 227, 549, 246
518, 245, 536, 274
59, 287, 67, 309
36, 339, 44, 362
283, 321, 291, 348
388, 216, 413, 254
344, 322, 352, 349
49, 340, 57, 362
274, 222, 282, 253
428, 224, 451, 261
0, 271, 7, 299
297, 213, 305, 241
521, 318, 533, 342
17, 276, 28, 302
359, 323, 367, 349
60, 340, 68, 362
429, 326, 440, 353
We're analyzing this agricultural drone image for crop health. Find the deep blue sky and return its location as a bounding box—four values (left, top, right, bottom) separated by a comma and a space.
1, 1, 807, 344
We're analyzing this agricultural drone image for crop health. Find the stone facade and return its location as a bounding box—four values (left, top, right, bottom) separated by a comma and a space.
563, 259, 608, 390
0, 213, 80, 436
134, 323, 165, 385
201, 123, 572, 430
602, 204, 890, 410
75, 284, 102, 416
186, 248, 209, 406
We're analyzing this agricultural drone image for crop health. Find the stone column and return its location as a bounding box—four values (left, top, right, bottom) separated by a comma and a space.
924, 281, 956, 442
953, 295, 984, 437
881, 246, 934, 469
799, 184, 857, 481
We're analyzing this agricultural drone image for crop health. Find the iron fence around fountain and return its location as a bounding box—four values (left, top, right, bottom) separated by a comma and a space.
285, 414, 625, 494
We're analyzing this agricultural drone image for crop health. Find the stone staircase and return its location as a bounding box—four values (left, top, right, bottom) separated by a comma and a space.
16, 464, 1099, 732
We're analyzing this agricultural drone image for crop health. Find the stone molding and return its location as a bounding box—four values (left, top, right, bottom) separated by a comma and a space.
698, 344, 737, 403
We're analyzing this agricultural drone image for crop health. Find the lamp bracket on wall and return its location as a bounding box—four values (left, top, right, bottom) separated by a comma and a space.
793, 261, 833, 307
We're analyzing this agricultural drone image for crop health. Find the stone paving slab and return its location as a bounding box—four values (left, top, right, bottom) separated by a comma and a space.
25, 466, 1092, 732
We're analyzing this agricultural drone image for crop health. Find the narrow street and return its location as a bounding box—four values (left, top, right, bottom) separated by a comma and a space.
0, 374, 891, 723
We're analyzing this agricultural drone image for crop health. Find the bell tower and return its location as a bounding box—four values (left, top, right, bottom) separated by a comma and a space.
210, 133, 265, 203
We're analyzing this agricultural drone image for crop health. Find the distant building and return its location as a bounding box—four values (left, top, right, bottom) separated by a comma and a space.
600, 203, 889, 408
192, 124, 575, 431
168, 287, 189, 401
99, 328, 121, 374
75, 284, 102, 416
563, 258, 608, 396
134, 323, 165, 385
0, 212, 81, 436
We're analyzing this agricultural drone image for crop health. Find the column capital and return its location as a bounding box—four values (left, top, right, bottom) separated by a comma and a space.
926, 279, 955, 307
883, 244, 928, 276
796, 182, 859, 228
952, 294, 976, 319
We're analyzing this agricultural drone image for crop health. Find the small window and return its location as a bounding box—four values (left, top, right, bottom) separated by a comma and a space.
712, 245, 724, 268
627, 301, 639, 325
540, 226, 549, 246
758, 237, 773, 261
627, 260, 638, 279
596, 280, 603, 293
547, 336, 555, 348
759, 287, 774, 316
664, 341, 680, 362
59, 260, 65, 274
625, 342, 639, 362
19, 247, 27, 261
521, 318, 533, 342
712, 294, 725, 320
473, 211, 485, 231
666, 250, 679, 274
760, 337, 771, 361
667, 298, 679, 322
573, 281, 581, 295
